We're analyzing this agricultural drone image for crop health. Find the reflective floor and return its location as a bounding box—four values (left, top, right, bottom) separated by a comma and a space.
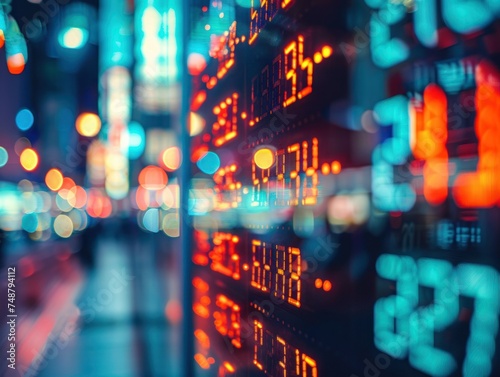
2, 227, 182, 377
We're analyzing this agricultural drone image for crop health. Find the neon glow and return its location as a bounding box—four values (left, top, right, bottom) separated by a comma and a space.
212, 93, 239, 147
253, 321, 317, 376
250, 36, 332, 126
375, 254, 500, 376
213, 294, 241, 348
251, 240, 301, 307
453, 61, 500, 208
372, 95, 415, 212
411, 84, 449, 205
209, 233, 241, 280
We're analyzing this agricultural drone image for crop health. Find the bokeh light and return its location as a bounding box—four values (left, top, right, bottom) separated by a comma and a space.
54, 214, 74, 238
0, 147, 8, 167
59, 27, 89, 49
76, 113, 101, 137
254, 148, 275, 169
128, 122, 146, 159
67, 186, 88, 209
15, 109, 34, 131
196, 152, 220, 174
139, 166, 168, 190
161, 147, 182, 172
14, 137, 31, 156
20, 148, 39, 171
22, 213, 39, 233
45, 169, 64, 191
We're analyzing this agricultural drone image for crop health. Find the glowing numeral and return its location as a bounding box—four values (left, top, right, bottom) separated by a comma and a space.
249, 0, 259, 45
283, 40, 297, 107
303, 355, 318, 377
372, 96, 416, 211
251, 240, 263, 290
213, 93, 239, 147
214, 295, 242, 348
453, 61, 500, 207
409, 259, 458, 376
411, 84, 449, 205
297, 36, 313, 99
253, 321, 265, 370
275, 245, 287, 301
252, 158, 270, 207
443, 0, 498, 33
301, 138, 319, 206
414, 0, 438, 47
253, 321, 318, 376
375, 255, 500, 377
287, 247, 301, 308
365, 0, 409, 67
214, 164, 242, 209
209, 233, 240, 280
456, 264, 500, 377
216, 22, 237, 80
374, 254, 418, 358
277, 336, 287, 377
287, 143, 301, 206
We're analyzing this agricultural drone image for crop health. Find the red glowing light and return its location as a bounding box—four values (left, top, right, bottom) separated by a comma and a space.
209, 233, 241, 280
7, 53, 25, 75
212, 93, 239, 147
138, 166, 168, 191
411, 84, 449, 205
453, 61, 500, 207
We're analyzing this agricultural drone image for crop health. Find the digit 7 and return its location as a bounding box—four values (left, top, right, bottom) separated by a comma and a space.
456, 264, 500, 377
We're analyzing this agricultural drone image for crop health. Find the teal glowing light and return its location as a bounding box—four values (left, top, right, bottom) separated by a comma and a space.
367, 0, 409, 68
0, 147, 8, 167
197, 152, 220, 175
414, 0, 438, 47
443, 0, 495, 34
375, 255, 500, 377
127, 122, 146, 160
58, 27, 89, 49
143, 208, 160, 233
372, 96, 415, 212
15, 108, 34, 131
22, 213, 38, 233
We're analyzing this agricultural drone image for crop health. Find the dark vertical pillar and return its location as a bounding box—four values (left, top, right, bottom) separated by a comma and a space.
179, 0, 193, 376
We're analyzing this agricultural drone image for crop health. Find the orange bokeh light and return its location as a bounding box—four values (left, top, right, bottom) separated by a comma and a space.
161, 147, 182, 172
20, 148, 39, 171
139, 166, 168, 191
7, 53, 25, 75
45, 168, 64, 191
76, 113, 101, 137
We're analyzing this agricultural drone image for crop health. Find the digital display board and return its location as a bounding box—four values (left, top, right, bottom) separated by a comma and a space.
188, 0, 500, 376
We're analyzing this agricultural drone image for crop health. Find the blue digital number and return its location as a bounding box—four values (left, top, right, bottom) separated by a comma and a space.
376, 256, 500, 377
372, 96, 416, 212
365, 0, 409, 67
409, 258, 458, 376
